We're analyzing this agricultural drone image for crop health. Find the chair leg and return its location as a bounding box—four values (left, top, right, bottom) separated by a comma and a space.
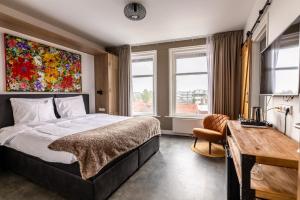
194, 138, 198, 147
222, 139, 226, 149
209, 142, 212, 154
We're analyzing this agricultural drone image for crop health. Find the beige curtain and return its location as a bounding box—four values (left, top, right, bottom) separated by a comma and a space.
241, 38, 252, 119
117, 45, 132, 116
212, 31, 243, 119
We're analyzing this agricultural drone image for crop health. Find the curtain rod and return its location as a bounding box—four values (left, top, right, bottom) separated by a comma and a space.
243, 0, 271, 45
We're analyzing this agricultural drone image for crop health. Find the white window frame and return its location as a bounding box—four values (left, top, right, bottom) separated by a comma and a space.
169, 45, 209, 118
131, 50, 157, 116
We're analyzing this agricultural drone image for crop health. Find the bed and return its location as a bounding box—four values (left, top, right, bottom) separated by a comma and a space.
0, 93, 160, 200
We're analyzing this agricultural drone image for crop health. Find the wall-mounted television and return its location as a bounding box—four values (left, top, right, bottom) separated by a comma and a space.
260, 18, 300, 96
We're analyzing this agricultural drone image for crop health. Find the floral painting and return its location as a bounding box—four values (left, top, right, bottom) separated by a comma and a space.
5, 34, 82, 92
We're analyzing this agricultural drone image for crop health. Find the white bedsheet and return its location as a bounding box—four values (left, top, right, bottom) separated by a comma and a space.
0, 114, 129, 164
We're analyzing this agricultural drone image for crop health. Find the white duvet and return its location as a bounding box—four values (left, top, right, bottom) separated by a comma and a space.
0, 114, 129, 164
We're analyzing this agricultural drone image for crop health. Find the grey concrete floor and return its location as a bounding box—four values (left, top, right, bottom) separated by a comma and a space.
0, 135, 226, 200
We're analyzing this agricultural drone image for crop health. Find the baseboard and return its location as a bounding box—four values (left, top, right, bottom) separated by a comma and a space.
161, 130, 193, 137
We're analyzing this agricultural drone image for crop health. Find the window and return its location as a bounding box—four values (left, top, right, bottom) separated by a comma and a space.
131, 51, 156, 115
169, 46, 209, 117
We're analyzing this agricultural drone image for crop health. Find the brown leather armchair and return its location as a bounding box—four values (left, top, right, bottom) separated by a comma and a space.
193, 114, 229, 155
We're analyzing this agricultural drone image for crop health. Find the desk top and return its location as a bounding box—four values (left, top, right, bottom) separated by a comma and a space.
227, 120, 298, 168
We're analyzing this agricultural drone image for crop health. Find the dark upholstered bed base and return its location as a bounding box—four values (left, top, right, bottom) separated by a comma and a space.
0, 93, 160, 199
0, 136, 160, 200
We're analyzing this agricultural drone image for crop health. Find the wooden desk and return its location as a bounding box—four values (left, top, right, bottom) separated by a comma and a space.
226, 121, 298, 200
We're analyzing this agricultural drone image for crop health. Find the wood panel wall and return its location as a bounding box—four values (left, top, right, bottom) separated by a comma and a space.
0, 12, 105, 55
107, 54, 119, 114
95, 54, 108, 112
94, 53, 119, 114
298, 157, 300, 200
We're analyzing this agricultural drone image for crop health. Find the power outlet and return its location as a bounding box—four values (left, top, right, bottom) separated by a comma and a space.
276, 105, 292, 115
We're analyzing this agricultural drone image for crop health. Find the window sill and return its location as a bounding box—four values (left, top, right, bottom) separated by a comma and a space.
132, 114, 161, 118
165, 115, 208, 120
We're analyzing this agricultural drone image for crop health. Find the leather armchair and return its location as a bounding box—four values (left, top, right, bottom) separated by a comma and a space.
193, 114, 229, 155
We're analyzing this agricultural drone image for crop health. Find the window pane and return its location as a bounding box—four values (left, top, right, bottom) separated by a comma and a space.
132, 59, 153, 76
132, 77, 154, 114
176, 56, 207, 73
275, 69, 298, 94
176, 74, 208, 115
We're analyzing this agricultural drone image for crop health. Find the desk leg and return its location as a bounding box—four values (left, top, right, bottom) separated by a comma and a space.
226, 147, 240, 200
240, 154, 255, 200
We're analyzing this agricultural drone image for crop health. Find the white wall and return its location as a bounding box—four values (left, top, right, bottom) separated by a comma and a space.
0, 28, 95, 113
266, 97, 300, 141
245, 0, 300, 141
268, 0, 300, 44
172, 118, 203, 135
244, 0, 268, 40
245, 0, 300, 44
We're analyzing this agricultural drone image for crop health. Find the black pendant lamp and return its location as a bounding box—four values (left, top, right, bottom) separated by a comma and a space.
124, 2, 146, 21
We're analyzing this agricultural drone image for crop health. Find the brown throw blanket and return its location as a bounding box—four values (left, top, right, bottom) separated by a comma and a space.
48, 116, 161, 180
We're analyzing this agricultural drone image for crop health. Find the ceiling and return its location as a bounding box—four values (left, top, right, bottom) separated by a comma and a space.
0, 0, 256, 47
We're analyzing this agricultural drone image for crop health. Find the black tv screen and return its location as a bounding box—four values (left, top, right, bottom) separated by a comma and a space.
260, 23, 300, 95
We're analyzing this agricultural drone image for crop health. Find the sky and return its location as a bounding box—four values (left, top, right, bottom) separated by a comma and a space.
132, 56, 208, 93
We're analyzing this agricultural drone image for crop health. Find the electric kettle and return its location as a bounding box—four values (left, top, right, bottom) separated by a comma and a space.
251, 107, 263, 122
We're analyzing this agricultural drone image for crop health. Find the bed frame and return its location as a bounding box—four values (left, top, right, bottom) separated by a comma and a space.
0, 93, 160, 200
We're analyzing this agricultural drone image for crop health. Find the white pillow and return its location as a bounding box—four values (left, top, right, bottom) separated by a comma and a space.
10, 98, 57, 124
54, 95, 86, 118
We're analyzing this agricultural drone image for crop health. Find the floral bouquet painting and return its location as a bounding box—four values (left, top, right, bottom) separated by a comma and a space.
5, 34, 82, 92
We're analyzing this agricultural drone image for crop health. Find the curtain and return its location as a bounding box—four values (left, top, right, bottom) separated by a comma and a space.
211, 30, 243, 119
240, 38, 252, 119
117, 45, 132, 116
206, 36, 214, 114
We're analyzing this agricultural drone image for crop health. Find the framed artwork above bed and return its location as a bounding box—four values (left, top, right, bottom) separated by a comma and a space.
4, 33, 82, 92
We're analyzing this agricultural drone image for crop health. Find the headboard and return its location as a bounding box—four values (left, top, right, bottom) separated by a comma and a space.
0, 93, 89, 128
